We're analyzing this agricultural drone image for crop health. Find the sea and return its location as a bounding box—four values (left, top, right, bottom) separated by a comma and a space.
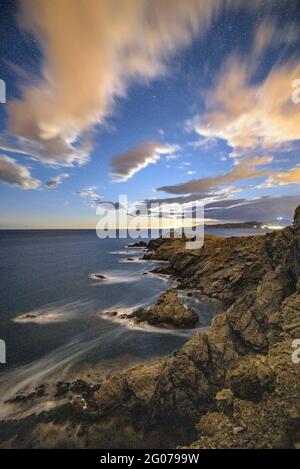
0, 228, 270, 411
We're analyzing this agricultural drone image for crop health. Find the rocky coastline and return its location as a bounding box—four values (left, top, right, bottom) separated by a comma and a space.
0, 206, 299, 448
117, 289, 199, 329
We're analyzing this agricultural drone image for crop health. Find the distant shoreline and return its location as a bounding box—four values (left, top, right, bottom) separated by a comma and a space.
0, 220, 291, 232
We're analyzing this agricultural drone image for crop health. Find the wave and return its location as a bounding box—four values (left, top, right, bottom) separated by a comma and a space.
118, 257, 148, 264
89, 272, 140, 284
0, 324, 130, 419
13, 299, 93, 324
109, 249, 143, 255
99, 304, 208, 338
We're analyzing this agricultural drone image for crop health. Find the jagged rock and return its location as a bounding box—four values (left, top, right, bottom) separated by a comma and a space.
128, 241, 147, 248
228, 356, 276, 403
55, 382, 70, 397
184, 339, 300, 449
215, 389, 234, 415
123, 290, 199, 329
197, 412, 232, 437
1, 206, 300, 449
6, 384, 47, 404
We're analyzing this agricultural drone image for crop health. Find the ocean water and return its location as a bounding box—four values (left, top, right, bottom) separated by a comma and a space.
0, 228, 268, 406
0, 230, 198, 405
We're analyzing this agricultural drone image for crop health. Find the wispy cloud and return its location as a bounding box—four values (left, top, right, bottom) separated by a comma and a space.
205, 195, 300, 222
261, 167, 300, 188
0, 155, 40, 189
110, 141, 179, 181
77, 186, 103, 207
189, 19, 300, 166
4, 0, 231, 167
157, 156, 272, 195
45, 173, 69, 189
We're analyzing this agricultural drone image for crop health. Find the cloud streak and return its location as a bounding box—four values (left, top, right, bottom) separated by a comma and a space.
110, 141, 179, 181
0, 155, 41, 189
157, 156, 273, 195
4, 0, 232, 167
45, 173, 69, 189
205, 195, 300, 222
191, 19, 300, 158
77, 186, 103, 207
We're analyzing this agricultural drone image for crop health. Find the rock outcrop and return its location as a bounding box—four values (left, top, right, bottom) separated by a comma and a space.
120, 290, 199, 329
1, 206, 300, 449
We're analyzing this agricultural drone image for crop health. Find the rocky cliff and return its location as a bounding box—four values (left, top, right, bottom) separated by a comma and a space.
0, 207, 299, 449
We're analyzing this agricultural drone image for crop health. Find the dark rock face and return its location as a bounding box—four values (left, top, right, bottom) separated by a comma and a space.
1, 206, 300, 449
6, 385, 47, 404
128, 241, 147, 248
122, 290, 199, 329
55, 382, 70, 397
94, 274, 107, 280
293, 206, 300, 278
228, 356, 276, 403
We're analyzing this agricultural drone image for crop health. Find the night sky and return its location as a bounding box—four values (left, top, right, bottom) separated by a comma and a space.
0, 0, 300, 228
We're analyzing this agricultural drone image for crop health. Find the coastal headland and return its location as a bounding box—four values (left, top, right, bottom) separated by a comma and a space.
0, 206, 300, 449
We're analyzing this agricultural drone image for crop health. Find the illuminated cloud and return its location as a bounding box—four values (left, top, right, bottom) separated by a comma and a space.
263, 166, 300, 187
254, 19, 299, 56
4, 0, 231, 167
110, 141, 179, 181
157, 156, 272, 195
143, 186, 240, 208
191, 19, 300, 157
0, 155, 40, 189
166, 17, 300, 200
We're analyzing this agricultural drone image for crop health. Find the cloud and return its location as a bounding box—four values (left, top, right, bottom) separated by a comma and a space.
4, 0, 233, 167
157, 156, 272, 195
45, 173, 69, 189
168, 17, 300, 199
6, 1, 277, 167
77, 186, 103, 206
110, 141, 179, 181
262, 166, 300, 187
191, 21, 300, 157
254, 19, 299, 57
0, 133, 93, 167
205, 195, 300, 222
143, 186, 240, 208
166, 153, 180, 161
0, 155, 41, 189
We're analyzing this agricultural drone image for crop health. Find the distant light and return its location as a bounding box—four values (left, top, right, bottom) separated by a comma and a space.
262, 224, 283, 230
276, 217, 283, 221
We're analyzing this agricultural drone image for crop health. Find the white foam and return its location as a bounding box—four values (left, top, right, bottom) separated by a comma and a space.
13, 299, 91, 324
109, 249, 142, 255
118, 257, 148, 264
99, 307, 208, 337
89, 272, 140, 285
